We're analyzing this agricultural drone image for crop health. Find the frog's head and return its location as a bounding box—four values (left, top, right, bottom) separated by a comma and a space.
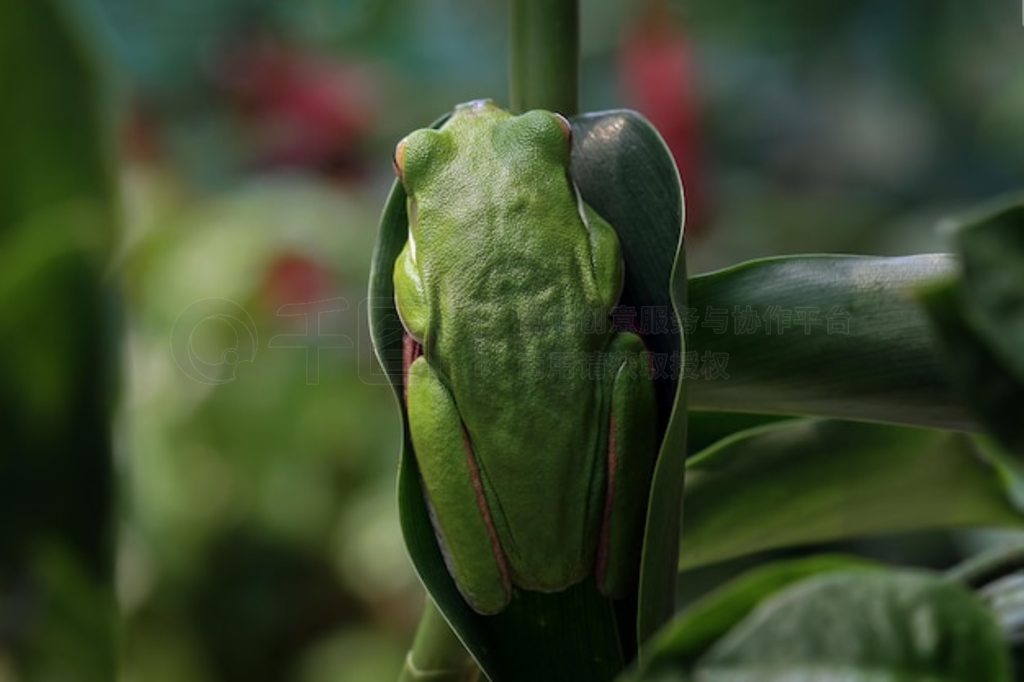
392, 100, 572, 198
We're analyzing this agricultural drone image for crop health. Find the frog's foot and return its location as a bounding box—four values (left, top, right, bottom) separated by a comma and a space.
595, 332, 658, 599
406, 355, 512, 615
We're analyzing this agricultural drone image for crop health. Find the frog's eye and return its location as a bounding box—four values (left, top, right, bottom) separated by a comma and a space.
553, 113, 572, 145
393, 138, 407, 181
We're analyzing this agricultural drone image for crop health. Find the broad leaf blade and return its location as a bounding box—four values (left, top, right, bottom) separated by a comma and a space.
947, 541, 1024, 670
946, 539, 1024, 589
916, 199, 1024, 457
680, 420, 1022, 570
918, 280, 1024, 457
686, 411, 790, 455
636, 555, 878, 679
368, 109, 686, 679
950, 198, 1024, 381
687, 255, 973, 430
978, 573, 1024, 655
689, 570, 1011, 681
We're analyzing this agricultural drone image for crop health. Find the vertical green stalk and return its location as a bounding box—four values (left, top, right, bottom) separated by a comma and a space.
509, 0, 579, 115
400, 598, 481, 682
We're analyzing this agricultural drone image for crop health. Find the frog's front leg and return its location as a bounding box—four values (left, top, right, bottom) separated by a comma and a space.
406, 356, 512, 615
394, 236, 429, 400
595, 332, 658, 598
581, 202, 624, 311
393, 237, 430, 344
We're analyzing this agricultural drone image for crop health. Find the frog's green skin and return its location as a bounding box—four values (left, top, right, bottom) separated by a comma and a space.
393, 100, 657, 615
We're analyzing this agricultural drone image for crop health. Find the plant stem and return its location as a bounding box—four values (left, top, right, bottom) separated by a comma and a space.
400, 598, 481, 682
509, 0, 579, 115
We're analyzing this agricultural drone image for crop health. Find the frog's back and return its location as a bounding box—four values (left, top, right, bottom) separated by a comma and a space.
414, 154, 613, 592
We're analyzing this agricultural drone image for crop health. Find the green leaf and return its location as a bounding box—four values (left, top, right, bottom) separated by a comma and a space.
918, 281, 1024, 457
978, 573, 1024, 659
686, 411, 790, 455
684, 570, 1011, 681
914, 199, 1024, 457
946, 532, 1024, 655
636, 555, 878, 679
368, 109, 686, 680
945, 537, 1024, 653
686, 255, 974, 431
946, 538, 1024, 588
948, 197, 1024, 380
679, 420, 1022, 570
971, 437, 1024, 513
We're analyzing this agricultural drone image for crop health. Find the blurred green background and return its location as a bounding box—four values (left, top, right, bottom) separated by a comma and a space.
3, 0, 1024, 679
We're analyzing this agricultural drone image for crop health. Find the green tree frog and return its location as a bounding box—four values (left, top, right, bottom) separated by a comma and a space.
393, 100, 657, 615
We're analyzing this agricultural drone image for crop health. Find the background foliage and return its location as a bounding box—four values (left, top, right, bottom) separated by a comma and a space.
4, 0, 1024, 679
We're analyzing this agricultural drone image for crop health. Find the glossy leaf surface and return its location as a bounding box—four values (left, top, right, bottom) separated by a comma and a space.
687, 255, 972, 430
679, 420, 1022, 570
686, 570, 1010, 681
636, 555, 877, 679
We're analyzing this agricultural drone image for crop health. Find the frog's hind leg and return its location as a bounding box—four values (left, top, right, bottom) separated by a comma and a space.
595, 332, 658, 598
406, 356, 512, 615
